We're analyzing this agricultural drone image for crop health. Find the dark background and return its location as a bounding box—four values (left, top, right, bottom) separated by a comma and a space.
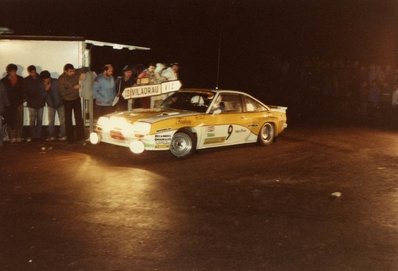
1, 0, 397, 101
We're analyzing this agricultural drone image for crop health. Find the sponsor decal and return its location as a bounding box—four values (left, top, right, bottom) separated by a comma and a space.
204, 137, 225, 144
155, 134, 172, 138
144, 142, 156, 148
177, 119, 191, 125
155, 144, 170, 149
156, 128, 172, 133
155, 134, 172, 145
207, 126, 215, 137
235, 128, 246, 133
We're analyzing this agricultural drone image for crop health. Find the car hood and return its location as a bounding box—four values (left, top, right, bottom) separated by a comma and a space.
104, 108, 200, 124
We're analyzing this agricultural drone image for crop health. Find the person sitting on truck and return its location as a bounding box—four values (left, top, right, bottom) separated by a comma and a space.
93, 64, 116, 118
137, 62, 157, 85
135, 63, 158, 108
58, 63, 88, 144
23, 65, 46, 142
161, 62, 179, 81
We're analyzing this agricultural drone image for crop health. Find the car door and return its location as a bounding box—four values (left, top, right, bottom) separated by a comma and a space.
197, 93, 252, 148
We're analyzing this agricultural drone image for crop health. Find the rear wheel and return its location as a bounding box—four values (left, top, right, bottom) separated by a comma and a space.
258, 122, 275, 146
170, 129, 196, 158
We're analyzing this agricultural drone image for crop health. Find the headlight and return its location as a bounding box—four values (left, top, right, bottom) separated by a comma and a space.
129, 140, 145, 154
89, 132, 101, 144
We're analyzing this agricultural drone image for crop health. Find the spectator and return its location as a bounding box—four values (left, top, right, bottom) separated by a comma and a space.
114, 65, 135, 112
24, 65, 45, 142
150, 63, 168, 108
155, 63, 167, 83
79, 70, 97, 133
58, 63, 88, 144
40, 70, 66, 141
0, 81, 10, 148
93, 64, 116, 117
161, 62, 179, 81
1, 64, 24, 142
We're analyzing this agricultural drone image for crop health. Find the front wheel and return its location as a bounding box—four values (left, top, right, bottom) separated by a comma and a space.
170, 130, 196, 158
258, 122, 275, 146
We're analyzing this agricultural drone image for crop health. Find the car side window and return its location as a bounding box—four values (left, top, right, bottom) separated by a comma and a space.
243, 96, 267, 112
217, 94, 243, 113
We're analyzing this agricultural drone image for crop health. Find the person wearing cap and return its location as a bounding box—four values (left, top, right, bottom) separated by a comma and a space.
23, 65, 46, 142
114, 65, 136, 111
93, 64, 116, 117
161, 62, 179, 81
1, 64, 24, 142
58, 63, 88, 144
40, 70, 66, 141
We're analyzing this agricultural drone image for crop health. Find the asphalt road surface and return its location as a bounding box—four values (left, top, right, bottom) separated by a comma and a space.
1, 122, 397, 271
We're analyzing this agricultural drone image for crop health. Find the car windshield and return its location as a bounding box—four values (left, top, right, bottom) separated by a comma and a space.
161, 91, 215, 113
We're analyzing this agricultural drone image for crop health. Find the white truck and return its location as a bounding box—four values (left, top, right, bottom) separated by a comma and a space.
0, 35, 150, 128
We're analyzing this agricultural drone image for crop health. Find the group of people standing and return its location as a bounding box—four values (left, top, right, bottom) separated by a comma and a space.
0, 62, 179, 147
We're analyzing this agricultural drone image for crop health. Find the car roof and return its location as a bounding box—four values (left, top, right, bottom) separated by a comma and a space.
180, 88, 249, 96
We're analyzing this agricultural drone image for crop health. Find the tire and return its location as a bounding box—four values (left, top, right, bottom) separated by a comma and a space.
170, 129, 196, 158
258, 122, 275, 146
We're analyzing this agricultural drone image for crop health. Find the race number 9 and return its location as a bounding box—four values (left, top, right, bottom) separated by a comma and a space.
226, 125, 233, 140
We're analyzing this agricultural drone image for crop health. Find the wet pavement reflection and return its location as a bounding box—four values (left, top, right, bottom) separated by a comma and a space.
1, 124, 398, 270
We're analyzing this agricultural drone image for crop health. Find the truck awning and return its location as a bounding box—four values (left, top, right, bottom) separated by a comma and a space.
85, 39, 150, 51
0, 35, 150, 50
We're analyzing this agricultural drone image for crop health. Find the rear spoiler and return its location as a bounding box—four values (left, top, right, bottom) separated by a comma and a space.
268, 105, 288, 113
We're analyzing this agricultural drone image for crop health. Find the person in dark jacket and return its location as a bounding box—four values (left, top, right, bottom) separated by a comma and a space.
0, 81, 10, 147
24, 65, 45, 141
58, 63, 88, 144
1, 64, 24, 142
40, 70, 66, 141
114, 65, 136, 112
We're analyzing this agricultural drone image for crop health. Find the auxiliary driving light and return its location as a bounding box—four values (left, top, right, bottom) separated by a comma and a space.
89, 132, 101, 144
129, 140, 145, 154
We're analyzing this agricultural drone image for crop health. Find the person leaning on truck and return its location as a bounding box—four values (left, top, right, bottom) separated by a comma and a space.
40, 70, 66, 141
58, 63, 88, 144
1, 64, 24, 143
23, 65, 46, 142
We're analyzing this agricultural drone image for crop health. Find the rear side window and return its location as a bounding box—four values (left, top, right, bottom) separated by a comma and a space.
218, 94, 243, 113
243, 96, 267, 112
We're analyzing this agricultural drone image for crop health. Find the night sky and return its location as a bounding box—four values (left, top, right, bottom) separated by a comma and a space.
1, 0, 397, 92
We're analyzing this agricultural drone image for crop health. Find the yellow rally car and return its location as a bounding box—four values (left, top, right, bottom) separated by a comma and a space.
89, 89, 287, 158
